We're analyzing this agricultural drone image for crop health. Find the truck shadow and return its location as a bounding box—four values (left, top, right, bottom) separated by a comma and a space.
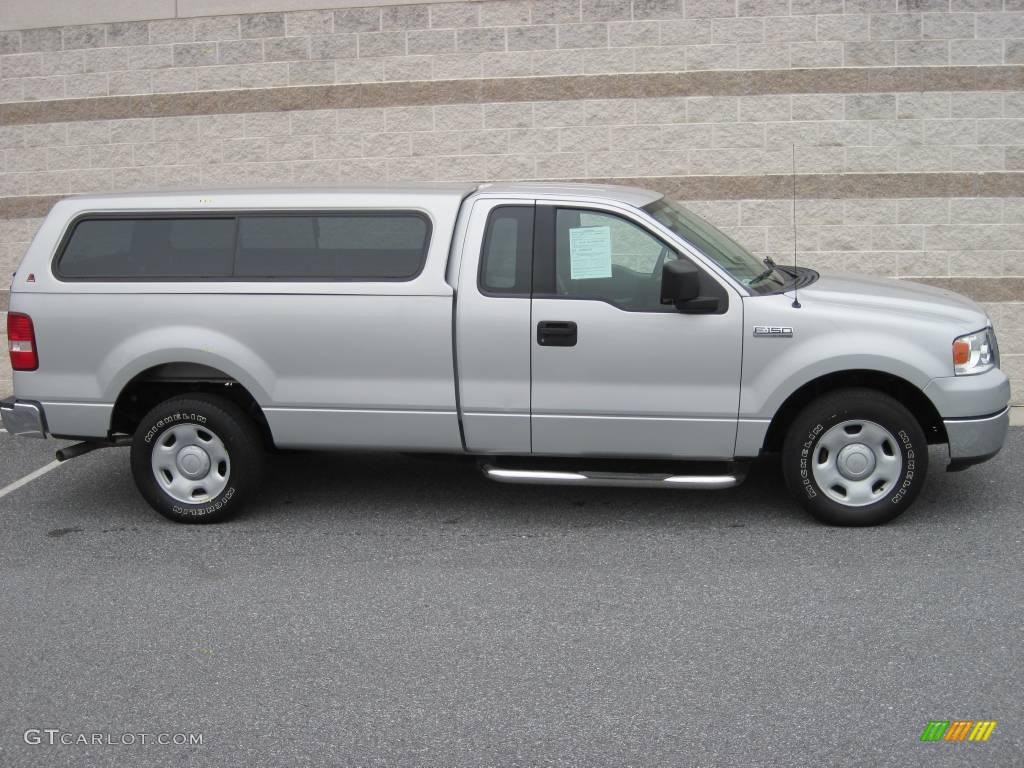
34, 436, 1008, 530
245, 450, 813, 529
242, 440, 999, 530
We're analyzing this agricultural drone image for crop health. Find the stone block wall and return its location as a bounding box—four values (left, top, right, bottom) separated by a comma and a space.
0, 0, 1021, 402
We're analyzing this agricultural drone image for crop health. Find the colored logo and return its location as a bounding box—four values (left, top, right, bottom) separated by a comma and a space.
921, 721, 997, 742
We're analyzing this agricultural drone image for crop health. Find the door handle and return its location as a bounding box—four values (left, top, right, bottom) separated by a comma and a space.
537, 321, 577, 347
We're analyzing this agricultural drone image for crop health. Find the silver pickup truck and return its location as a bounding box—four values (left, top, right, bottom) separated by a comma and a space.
2, 182, 1010, 526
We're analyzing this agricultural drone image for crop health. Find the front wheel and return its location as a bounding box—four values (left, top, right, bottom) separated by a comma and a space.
782, 389, 928, 526
130, 394, 263, 523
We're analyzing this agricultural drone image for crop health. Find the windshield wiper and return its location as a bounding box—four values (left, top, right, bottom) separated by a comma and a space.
748, 258, 779, 285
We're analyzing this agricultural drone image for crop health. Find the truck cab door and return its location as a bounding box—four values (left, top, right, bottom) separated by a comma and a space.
454, 199, 535, 454
529, 202, 743, 459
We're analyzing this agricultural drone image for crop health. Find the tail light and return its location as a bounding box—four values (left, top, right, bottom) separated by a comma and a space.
7, 312, 38, 371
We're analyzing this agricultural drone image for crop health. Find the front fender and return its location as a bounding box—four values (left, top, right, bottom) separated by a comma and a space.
741, 329, 947, 420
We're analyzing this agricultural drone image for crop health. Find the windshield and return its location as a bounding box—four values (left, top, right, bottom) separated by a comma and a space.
643, 198, 788, 294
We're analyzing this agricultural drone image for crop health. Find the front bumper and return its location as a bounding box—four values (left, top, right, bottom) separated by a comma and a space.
944, 406, 1009, 471
0, 398, 47, 438
924, 368, 1010, 419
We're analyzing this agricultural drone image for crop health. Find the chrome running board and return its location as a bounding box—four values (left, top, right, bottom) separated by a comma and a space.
482, 465, 746, 489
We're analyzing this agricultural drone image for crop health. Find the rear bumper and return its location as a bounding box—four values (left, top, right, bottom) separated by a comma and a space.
0, 397, 47, 438
944, 407, 1009, 471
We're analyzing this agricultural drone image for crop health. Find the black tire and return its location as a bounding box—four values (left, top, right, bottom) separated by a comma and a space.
130, 394, 263, 524
782, 388, 928, 526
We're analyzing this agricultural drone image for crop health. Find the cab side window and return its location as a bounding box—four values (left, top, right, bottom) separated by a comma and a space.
479, 206, 534, 296
554, 208, 679, 311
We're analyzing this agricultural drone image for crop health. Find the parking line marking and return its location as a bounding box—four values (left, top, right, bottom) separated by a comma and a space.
0, 460, 62, 500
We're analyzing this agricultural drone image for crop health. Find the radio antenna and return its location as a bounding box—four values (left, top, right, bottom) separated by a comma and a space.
791, 143, 801, 309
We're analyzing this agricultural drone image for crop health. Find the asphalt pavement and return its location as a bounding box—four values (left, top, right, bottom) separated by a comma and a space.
0, 428, 1021, 767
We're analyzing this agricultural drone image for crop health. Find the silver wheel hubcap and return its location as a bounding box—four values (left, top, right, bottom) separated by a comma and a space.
151, 423, 230, 504
811, 420, 902, 508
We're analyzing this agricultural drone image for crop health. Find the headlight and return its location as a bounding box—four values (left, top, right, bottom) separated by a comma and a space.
952, 328, 998, 376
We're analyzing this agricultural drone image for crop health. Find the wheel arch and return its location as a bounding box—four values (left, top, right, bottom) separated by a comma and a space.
110, 362, 273, 447
761, 369, 947, 454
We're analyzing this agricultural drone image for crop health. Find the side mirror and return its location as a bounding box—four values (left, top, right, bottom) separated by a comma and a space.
660, 259, 700, 304
661, 259, 720, 314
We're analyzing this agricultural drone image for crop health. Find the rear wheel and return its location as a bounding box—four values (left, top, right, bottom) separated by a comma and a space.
782, 389, 928, 526
130, 394, 263, 523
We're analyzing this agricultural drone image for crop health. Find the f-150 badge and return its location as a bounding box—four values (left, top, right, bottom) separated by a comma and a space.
753, 326, 793, 337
